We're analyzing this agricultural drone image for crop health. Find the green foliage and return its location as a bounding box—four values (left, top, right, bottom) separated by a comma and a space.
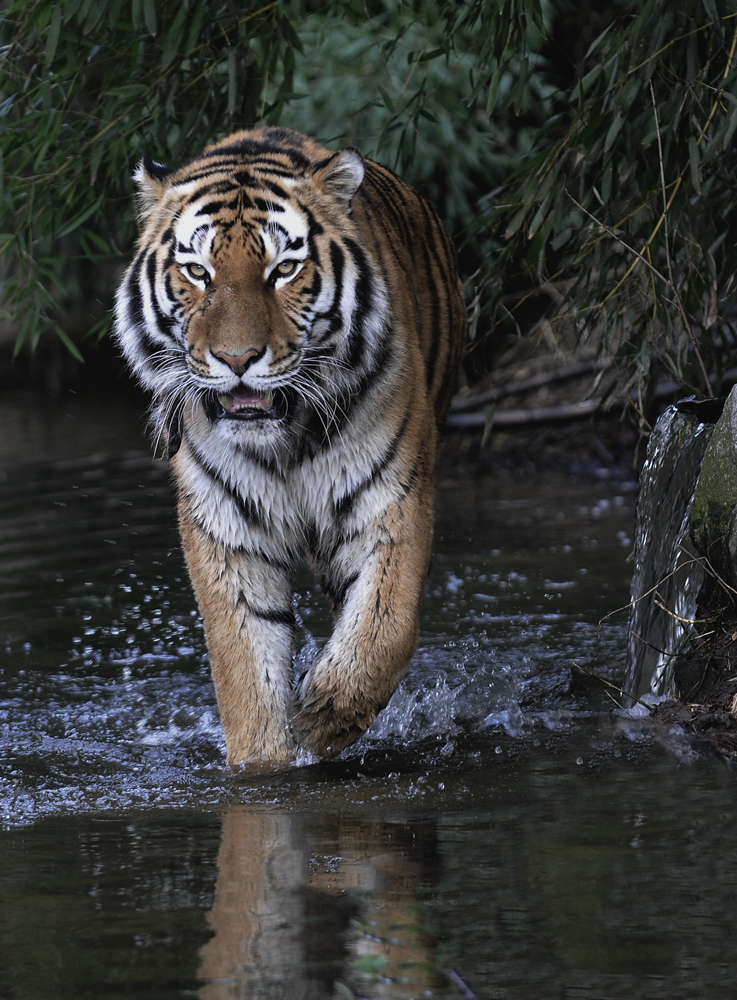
480, 0, 737, 400
277, 1, 550, 243
0, 0, 544, 362
4, 0, 734, 400
0, 0, 303, 354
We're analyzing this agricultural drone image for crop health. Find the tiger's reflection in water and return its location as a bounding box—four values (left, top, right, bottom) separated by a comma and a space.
198, 807, 444, 999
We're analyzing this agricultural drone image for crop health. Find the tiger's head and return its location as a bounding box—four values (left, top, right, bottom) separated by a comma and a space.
114, 129, 389, 453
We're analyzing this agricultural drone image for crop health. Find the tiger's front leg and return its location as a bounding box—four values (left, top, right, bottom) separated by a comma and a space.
295, 476, 434, 757
178, 502, 296, 768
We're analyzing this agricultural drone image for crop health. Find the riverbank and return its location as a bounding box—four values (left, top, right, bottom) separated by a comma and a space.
648, 620, 737, 761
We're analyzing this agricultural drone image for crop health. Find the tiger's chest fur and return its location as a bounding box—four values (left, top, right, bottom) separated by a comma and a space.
115, 127, 466, 767
177, 388, 412, 562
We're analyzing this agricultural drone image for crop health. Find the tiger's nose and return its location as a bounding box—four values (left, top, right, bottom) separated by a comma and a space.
214, 348, 262, 376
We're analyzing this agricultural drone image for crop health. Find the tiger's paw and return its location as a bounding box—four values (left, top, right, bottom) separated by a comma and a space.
293, 697, 377, 758
228, 751, 296, 775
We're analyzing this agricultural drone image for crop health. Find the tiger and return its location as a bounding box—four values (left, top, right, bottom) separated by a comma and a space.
114, 126, 466, 768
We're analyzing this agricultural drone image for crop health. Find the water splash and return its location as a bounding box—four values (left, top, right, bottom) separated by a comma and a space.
625, 407, 713, 700
0, 442, 635, 826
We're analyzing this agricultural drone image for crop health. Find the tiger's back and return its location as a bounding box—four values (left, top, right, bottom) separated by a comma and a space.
352, 158, 466, 428
115, 127, 465, 766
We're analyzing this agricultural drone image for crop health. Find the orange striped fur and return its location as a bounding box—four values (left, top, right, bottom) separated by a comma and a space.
115, 128, 465, 766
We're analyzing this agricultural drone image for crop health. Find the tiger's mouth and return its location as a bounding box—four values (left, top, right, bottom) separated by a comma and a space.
208, 385, 284, 421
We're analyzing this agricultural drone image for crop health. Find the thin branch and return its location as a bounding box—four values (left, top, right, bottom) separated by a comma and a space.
597, 554, 711, 628
446, 969, 479, 1000
450, 360, 598, 412
554, 22, 737, 335
649, 81, 713, 396
652, 595, 710, 625
571, 660, 652, 710
447, 398, 604, 428
447, 366, 737, 427
679, 542, 737, 599
629, 630, 679, 659
565, 189, 671, 287
626, 395, 652, 431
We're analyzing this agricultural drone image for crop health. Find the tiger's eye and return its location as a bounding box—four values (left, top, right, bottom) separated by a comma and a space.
276, 259, 298, 276
186, 262, 208, 281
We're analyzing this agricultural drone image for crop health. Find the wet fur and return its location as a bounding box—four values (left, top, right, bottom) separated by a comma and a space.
114, 127, 466, 766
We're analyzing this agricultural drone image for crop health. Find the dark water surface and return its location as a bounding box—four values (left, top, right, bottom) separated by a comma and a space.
1, 392, 736, 999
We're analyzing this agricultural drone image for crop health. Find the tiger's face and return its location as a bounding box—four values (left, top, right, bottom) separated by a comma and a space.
116, 133, 386, 443
169, 193, 313, 420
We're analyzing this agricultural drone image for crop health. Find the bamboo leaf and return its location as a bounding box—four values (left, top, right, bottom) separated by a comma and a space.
227, 50, 237, 117
161, 2, 187, 69
378, 86, 396, 113
45, 5, 62, 65
279, 15, 304, 55
579, 62, 602, 97
57, 200, 101, 237
184, 2, 208, 54
604, 113, 622, 152
689, 135, 702, 193
143, 0, 156, 37
513, 56, 529, 114
107, 84, 148, 99
54, 324, 85, 361
701, 0, 718, 24
486, 67, 502, 115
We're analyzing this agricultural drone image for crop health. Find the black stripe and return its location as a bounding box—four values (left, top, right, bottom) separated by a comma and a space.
365, 167, 448, 394
195, 199, 232, 217
145, 251, 175, 337
237, 593, 296, 628
233, 438, 286, 476
201, 138, 310, 171
175, 163, 237, 183
399, 460, 420, 499
300, 203, 324, 243
184, 432, 267, 530
343, 329, 392, 403
363, 168, 414, 251
123, 256, 145, 329
304, 269, 323, 316
329, 240, 345, 303
121, 271, 168, 362
256, 178, 290, 200
183, 515, 295, 572
306, 240, 344, 347
323, 568, 360, 612
163, 271, 174, 304
174, 162, 290, 196
415, 199, 444, 391
255, 197, 285, 213
334, 407, 411, 520
343, 237, 375, 369
137, 328, 163, 361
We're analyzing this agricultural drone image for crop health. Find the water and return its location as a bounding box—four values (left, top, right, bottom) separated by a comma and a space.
625, 407, 714, 700
2, 391, 737, 998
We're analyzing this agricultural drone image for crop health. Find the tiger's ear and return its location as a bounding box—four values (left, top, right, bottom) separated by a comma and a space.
134, 155, 175, 216
312, 148, 365, 207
